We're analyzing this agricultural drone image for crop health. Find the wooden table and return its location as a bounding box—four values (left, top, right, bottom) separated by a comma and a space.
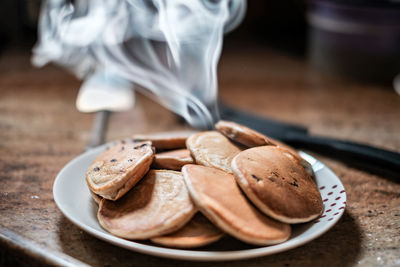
1, 43, 399, 266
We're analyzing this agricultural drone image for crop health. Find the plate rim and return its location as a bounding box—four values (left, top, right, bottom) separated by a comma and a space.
53, 144, 346, 261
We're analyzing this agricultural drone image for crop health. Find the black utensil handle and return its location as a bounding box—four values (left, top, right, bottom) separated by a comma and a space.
87, 110, 110, 150
283, 132, 400, 172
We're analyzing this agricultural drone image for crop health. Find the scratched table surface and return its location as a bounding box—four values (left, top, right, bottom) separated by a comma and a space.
1, 42, 400, 266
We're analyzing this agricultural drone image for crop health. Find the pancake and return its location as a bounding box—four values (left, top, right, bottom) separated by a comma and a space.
132, 130, 197, 150
182, 164, 291, 246
231, 146, 323, 224
215, 120, 314, 177
86, 141, 154, 200
90, 190, 102, 205
151, 149, 194, 170
98, 170, 196, 240
150, 213, 223, 248
215, 120, 275, 147
186, 131, 242, 174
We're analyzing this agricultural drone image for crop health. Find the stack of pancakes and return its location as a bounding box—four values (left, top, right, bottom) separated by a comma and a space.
85, 121, 324, 248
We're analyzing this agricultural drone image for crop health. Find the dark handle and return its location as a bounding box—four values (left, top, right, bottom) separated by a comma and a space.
283, 132, 400, 173
86, 110, 110, 150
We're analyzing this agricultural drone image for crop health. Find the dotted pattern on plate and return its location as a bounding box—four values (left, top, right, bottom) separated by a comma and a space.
314, 184, 346, 224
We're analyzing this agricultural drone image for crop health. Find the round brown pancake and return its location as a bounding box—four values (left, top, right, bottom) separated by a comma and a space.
150, 213, 223, 248
98, 170, 196, 240
231, 146, 323, 223
215, 120, 314, 177
132, 130, 197, 150
151, 149, 194, 170
182, 164, 290, 246
86, 141, 154, 200
215, 120, 275, 147
186, 131, 242, 174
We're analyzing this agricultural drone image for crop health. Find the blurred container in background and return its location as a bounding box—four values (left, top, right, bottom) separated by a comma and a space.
307, 0, 400, 84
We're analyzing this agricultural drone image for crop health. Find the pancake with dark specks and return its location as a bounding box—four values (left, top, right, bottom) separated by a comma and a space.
86, 141, 154, 200
186, 131, 242, 174
231, 146, 323, 223
150, 213, 223, 248
98, 170, 196, 240
182, 164, 291, 246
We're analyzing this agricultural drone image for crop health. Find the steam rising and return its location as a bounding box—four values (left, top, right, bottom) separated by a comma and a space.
32, 0, 246, 128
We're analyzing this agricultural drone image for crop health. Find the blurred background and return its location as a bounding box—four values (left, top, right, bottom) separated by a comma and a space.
1, 0, 400, 85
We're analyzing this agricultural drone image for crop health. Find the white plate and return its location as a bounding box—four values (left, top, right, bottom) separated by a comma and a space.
53, 143, 346, 261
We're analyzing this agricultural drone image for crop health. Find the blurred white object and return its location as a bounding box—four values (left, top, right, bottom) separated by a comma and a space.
32, 0, 246, 129
394, 73, 400, 96
76, 69, 134, 113
75, 68, 134, 149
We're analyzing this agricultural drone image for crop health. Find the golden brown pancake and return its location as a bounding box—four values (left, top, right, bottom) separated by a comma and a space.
132, 130, 197, 150
182, 164, 291, 246
151, 149, 194, 170
186, 131, 242, 174
86, 141, 154, 200
231, 146, 323, 224
215, 120, 275, 147
215, 120, 314, 177
150, 213, 223, 248
98, 170, 196, 240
